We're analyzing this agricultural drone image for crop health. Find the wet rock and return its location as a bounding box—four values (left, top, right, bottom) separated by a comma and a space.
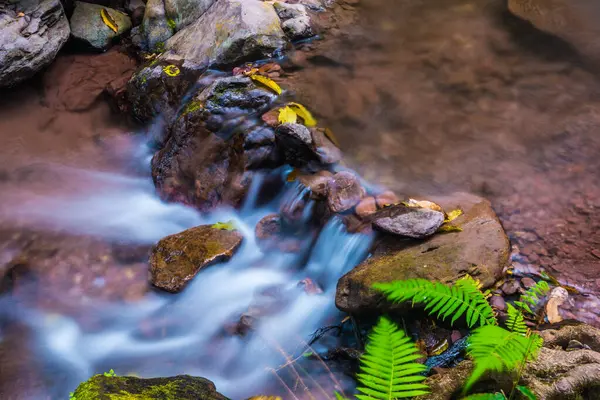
521, 276, 537, 289
311, 128, 342, 164
245, 145, 281, 169
501, 279, 522, 296
160, 0, 286, 69
245, 126, 276, 148
70, 2, 131, 50
72, 374, 229, 399
355, 196, 378, 218
0, 0, 70, 87
375, 190, 399, 208
489, 295, 507, 312
327, 171, 363, 213
508, 0, 600, 65
336, 193, 510, 314
256, 214, 282, 242
151, 129, 248, 212
372, 204, 444, 239
126, 57, 202, 127
140, 0, 216, 51
149, 224, 243, 293
275, 125, 342, 169
111, 242, 151, 264
125, 0, 145, 26
298, 170, 332, 199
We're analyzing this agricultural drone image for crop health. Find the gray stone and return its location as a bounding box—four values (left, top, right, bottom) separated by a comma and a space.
282, 16, 313, 40
162, 0, 287, 68
70, 2, 131, 50
0, 0, 70, 87
372, 205, 445, 239
274, 2, 308, 20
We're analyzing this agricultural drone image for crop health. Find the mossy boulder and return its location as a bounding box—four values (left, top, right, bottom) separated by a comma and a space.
149, 224, 243, 292
335, 192, 510, 314
72, 374, 228, 399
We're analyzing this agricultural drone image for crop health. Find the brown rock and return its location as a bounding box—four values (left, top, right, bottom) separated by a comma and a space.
501, 279, 522, 296
336, 192, 510, 314
521, 277, 537, 289
490, 295, 507, 312
372, 204, 445, 239
298, 171, 332, 200
255, 213, 282, 242
311, 128, 342, 165
149, 225, 243, 293
355, 196, 377, 218
376, 190, 399, 208
327, 171, 363, 213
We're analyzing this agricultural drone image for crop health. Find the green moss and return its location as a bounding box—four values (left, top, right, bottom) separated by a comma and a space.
154, 41, 165, 52
183, 99, 203, 115
167, 18, 177, 31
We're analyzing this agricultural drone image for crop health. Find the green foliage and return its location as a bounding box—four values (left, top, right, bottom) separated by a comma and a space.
462, 393, 506, 400
103, 369, 116, 377
356, 316, 430, 399
334, 391, 350, 400
505, 304, 528, 336
514, 281, 550, 316
515, 385, 537, 400
211, 220, 237, 231
464, 326, 542, 394
373, 276, 496, 328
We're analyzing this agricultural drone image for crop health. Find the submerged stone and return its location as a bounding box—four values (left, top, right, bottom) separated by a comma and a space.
70, 2, 132, 50
71, 374, 229, 399
336, 193, 510, 314
149, 224, 243, 292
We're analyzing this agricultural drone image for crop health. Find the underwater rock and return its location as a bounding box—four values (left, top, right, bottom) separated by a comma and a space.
326, 171, 364, 213
149, 224, 243, 293
336, 192, 510, 314
69, 2, 131, 50
0, 0, 70, 87
160, 0, 286, 69
372, 204, 444, 239
71, 374, 229, 399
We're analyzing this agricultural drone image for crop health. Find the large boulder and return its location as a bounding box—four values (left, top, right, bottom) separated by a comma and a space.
149, 224, 243, 293
0, 0, 70, 87
508, 0, 600, 65
72, 374, 229, 399
139, 0, 216, 52
336, 192, 510, 314
69, 2, 132, 50
161, 0, 287, 69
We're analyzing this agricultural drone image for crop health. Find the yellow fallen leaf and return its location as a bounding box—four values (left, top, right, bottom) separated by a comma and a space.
243, 68, 259, 77
278, 106, 298, 124
17, 12, 25, 17
211, 220, 237, 231
324, 127, 340, 147
162, 64, 180, 77
405, 199, 444, 212
250, 74, 282, 95
288, 102, 317, 127
445, 208, 463, 222
100, 8, 119, 33
286, 168, 298, 182
437, 224, 463, 233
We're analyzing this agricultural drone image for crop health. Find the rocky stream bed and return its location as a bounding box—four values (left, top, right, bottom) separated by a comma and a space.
1, 0, 600, 399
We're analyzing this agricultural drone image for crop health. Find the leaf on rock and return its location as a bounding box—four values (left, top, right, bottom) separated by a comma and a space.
288, 102, 317, 127
162, 65, 180, 77
211, 220, 237, 231
437, 224, 463, 233
250, 74, 282, 95
445, 209, 463, 222
100, 8, 119, 33
405, 198, 444, 212
278, 106, 298, 124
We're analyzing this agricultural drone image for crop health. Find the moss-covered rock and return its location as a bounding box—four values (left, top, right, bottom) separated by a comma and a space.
72, 374, 229, 399
149, 224, 243, 292
336, 192, 510, 314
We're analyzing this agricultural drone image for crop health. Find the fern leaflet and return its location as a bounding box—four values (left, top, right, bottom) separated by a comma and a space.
514, 281, 550, 315
464, 325, 542, 393
505, 304, 527, 336
356, 316, 430, 399
461, 393, 506, 400
373, 276, 496, 328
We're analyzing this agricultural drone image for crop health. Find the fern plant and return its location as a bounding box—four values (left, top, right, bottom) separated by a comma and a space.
356, 316, 430, 399
514, 281, 550, 316
505, 304, 528, 336
373, 276, 496, 328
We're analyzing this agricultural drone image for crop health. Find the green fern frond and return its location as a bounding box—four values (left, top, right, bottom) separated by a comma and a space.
464, 325, 542, 393
461, 393, 506, 400
373, 277, 496, 328
516, 385, 537, 400
505, 304, 527, 336
356, 316, 430, 399
514, 281, 550, 316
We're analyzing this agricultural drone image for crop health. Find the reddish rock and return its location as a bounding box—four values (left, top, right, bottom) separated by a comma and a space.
501, 279, 522, 296
376, 190, 399, 208
149, 225, 243, 293
298, 170, 332, 199
327, 171, 363, 213
521, 277, 537, 289
355, 196, 377, 218
490, 295, 507, 312
261, 108, 280, 127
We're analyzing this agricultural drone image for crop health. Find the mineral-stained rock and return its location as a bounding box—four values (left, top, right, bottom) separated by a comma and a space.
160, 0, 287, 69
336, 192, 510, 314
72, 374, 229, 399
372, 204, 444, 239
69, 2, 132, 50
149, 224, 243, 292
327, 171, 364, 213
0, 0, 70, 87
355, 196, 378, 218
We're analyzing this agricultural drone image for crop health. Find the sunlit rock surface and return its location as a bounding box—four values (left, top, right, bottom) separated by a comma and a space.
336, 192, 510, 314
149, 224, 243, 292
0, 0, 70, 87
72, 374, 229, 400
